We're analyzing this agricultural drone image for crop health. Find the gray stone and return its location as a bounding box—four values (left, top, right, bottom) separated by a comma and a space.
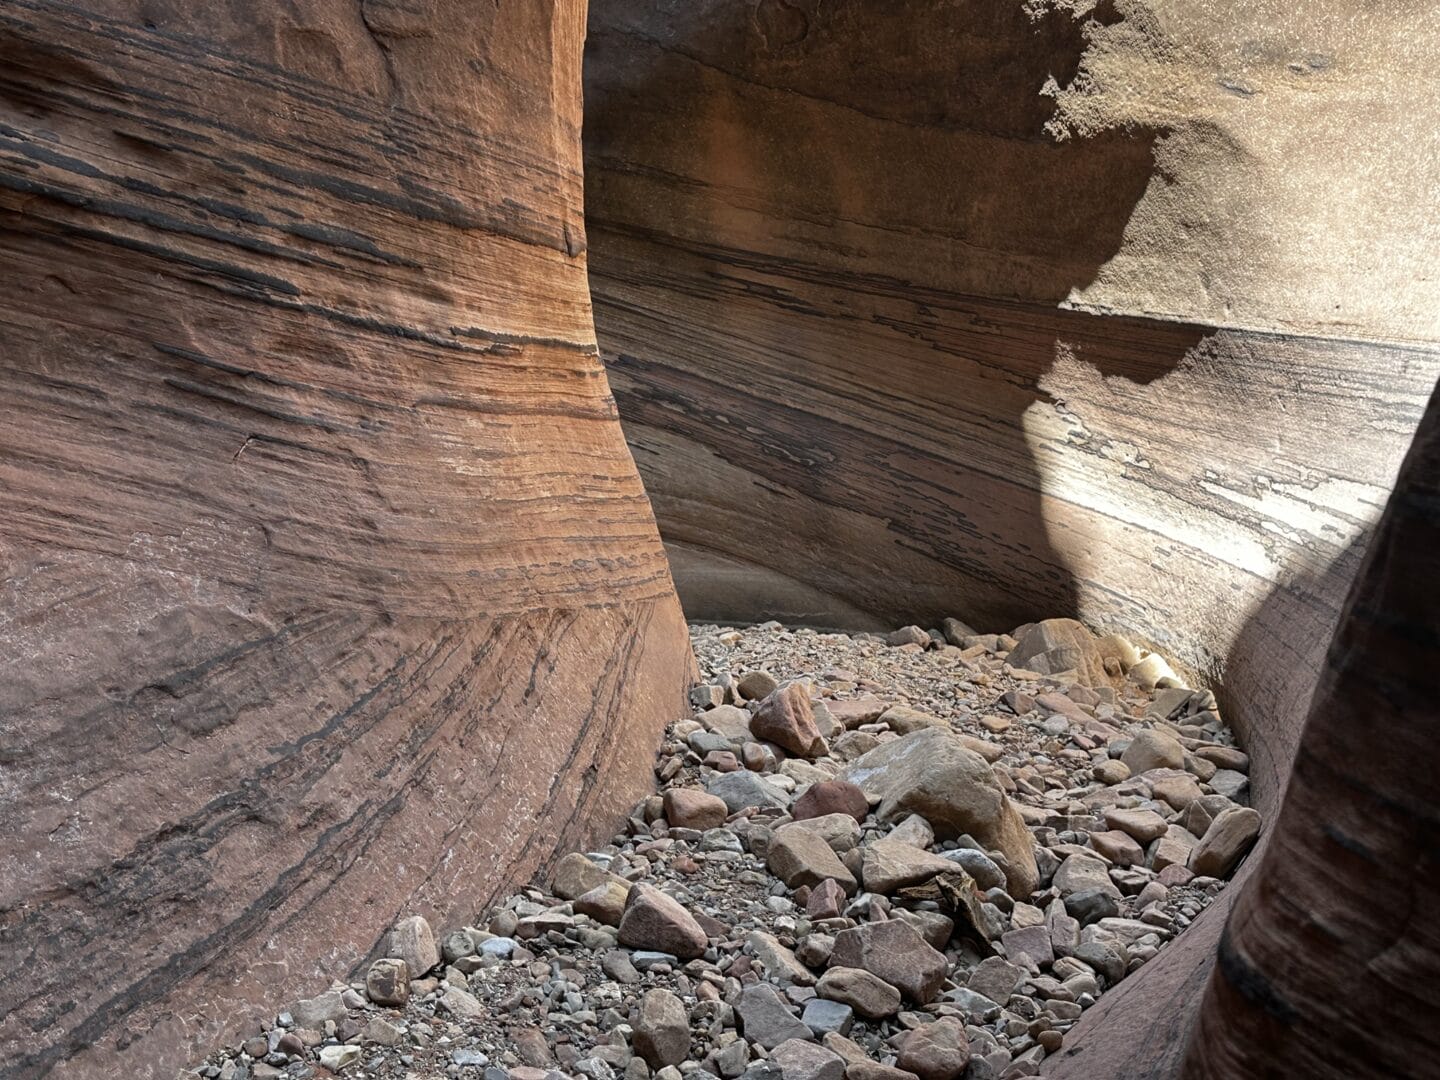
1065, 887, 1120, 926
770, 1039, 846, 1080
736, 984, 813, 1049
291, 990, 347, 1030
708, 770, 791, 813
441, 986, 484, 1019
1209, 769, 1251, 804
1053, 853, 1121, 899
966, 956, 1024, 1004
800, 998, 854, 1037
442, 930, 478, 963
318, 1045, 363, 1071
1001, 924, 1054, 971
940, 848, 1005, 891
748, 931, 817, 986
389, 915, 440, 978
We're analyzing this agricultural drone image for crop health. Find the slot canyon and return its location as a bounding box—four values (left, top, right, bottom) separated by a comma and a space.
0, 2, 1435, 1079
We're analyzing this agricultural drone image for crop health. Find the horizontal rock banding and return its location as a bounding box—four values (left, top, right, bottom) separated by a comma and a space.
0, 2, 689, 1077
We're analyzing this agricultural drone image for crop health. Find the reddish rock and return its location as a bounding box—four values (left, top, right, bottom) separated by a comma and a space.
793, 780, 870, 823
807, 878, 848, 920
826, 696, 892, 729
895, 1018, 971, 1080
665, 788, 729, 830
0, 3, 692, 1075
828, 920, 947, 1004
751, 683, 829, 758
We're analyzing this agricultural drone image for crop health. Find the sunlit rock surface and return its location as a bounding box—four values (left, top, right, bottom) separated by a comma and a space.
583, 2, 1440, 1075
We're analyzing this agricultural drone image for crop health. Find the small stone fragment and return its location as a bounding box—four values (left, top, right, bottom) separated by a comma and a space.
318, 1045, 363, 1071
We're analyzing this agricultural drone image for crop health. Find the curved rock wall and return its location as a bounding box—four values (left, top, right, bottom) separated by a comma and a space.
1181, 381, 1440, 1077
0, 3, 690, 1077
583, 1, 1440, 1075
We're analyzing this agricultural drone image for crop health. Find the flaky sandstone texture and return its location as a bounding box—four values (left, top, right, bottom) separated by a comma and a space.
0, 2, 690, 1077
583, 1, 1440, 1076
1180, 383, 1440, 1076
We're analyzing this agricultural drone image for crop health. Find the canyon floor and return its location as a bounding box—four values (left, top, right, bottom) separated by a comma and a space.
193, 617, 1259, 1080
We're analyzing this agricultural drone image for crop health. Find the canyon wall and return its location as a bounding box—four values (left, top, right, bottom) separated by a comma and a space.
583, 1, 1440, 1074
0, 2, 690, 1077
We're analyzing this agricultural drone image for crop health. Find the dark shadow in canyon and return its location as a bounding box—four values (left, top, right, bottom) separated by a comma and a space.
582, 0, 1207, 631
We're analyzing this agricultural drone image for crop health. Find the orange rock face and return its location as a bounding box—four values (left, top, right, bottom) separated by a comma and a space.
0, 2, 689, 1077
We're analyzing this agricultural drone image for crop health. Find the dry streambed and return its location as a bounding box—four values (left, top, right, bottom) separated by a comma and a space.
193, 618, 1259, 1080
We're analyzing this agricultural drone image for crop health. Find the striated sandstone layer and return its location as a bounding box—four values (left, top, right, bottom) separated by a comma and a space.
583, 1, 1440, 1075
0, 2, 690, 1078
1180, 385, 1440, 1075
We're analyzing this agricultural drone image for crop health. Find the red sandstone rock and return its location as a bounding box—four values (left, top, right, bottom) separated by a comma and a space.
0, 4, 691, 1076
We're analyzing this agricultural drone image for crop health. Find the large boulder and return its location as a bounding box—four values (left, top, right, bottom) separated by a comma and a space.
1006, 619, 1110, 687
844, 729, 1038, 896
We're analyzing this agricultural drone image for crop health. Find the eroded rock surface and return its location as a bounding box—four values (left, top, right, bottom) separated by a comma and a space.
0, 3, 690, 1076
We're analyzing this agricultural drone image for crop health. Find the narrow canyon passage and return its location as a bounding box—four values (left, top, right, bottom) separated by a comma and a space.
0, 1, 1436, 1078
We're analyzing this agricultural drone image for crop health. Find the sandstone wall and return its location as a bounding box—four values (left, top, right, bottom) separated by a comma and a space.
0, 3, 690, 1077
582, 1, 1440, 1074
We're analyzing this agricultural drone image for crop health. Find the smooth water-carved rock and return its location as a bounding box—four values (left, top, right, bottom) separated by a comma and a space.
0, 3, 690, 1077
584, 2, 1440, 1076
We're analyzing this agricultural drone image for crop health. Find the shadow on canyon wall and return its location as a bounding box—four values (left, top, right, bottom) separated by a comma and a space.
583, 0, 1208, 631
